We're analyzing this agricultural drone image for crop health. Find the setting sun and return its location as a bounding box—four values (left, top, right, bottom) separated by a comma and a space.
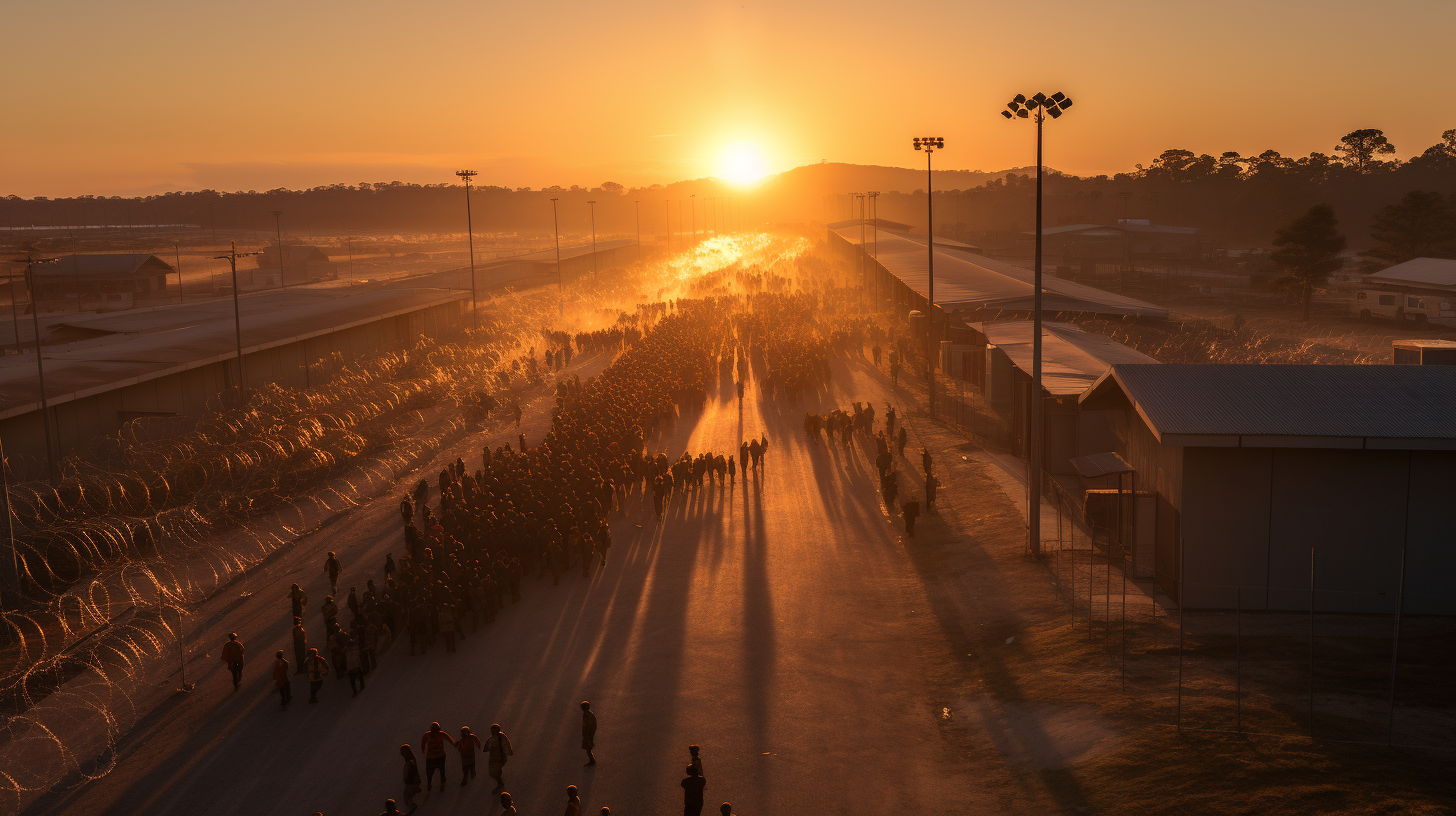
715, 141, 768, 185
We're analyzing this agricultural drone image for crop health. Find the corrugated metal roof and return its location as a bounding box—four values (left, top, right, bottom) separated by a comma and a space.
38, 254, 172, 277
835, 227, 1168, 318
512, 238, 637, 263
1091, 364, 1456, 440
1365, 257, 1456, 290
976, 321, 1159, 396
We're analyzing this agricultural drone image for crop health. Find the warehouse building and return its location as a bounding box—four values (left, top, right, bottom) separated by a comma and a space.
1077, 364, 1456, 613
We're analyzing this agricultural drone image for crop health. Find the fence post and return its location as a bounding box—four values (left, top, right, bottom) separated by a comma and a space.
1387, 546, 1406, 747
1308, 547, 1315, 735
1236, 584, 1242, 735
1177, 534, 1185, 733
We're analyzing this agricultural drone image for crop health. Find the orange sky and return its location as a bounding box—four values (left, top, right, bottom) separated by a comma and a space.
3, 0, 1454, 197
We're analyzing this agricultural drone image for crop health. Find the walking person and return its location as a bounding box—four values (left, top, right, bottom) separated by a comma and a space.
380, 798, 402, 815
220, 632, 244, 689
272, 650, 292, 707
400, 745, 423, 814
681, 765, 707, 816
565, 785, 582, 816
688, 744, 703, 777
902, 495, 921, 538
292, 618, 308, 674
456, 725, 483, 786
290, 583, 308, 621
421, 721, 456, 791
305, 647, 329, 703
581, 701, 597, 765
500, 792, 518, 815
325, 551, 342, 596
486, 723, 514, 789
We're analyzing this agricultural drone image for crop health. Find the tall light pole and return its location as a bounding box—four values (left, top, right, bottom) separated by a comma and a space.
213, 243, 262, 397
270, 210, 285, 289
857, 193, 867, 297
635, 200, 642, 261
665, 200, 671, 251
550, 198, 563, 315
1003, 90, 1074, 559
868, 191, 880, 304
912, 136, 944, 417
19, 254, 59, 483
586, 200, 598, 284
456, 169, 479, 330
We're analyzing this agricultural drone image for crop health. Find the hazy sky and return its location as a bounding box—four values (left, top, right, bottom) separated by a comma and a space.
3, 0, 1454, 197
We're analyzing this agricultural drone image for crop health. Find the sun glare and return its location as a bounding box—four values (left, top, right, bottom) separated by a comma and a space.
716, 142, 768, 185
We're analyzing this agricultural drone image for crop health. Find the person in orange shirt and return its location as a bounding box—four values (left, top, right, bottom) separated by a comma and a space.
420, 722, 456, 791
220, 633, 245, 689
456, 725, 483, 786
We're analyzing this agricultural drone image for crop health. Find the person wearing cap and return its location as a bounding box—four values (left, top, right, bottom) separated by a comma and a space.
220, 632, 244, 689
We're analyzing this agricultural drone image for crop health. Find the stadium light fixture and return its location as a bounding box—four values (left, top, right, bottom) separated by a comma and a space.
1002, 89, 1074, 559
911, 135, 944, 416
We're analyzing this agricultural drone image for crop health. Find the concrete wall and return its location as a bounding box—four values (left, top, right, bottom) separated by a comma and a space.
1180, 446, 1456, 614
1, 299, 464, 475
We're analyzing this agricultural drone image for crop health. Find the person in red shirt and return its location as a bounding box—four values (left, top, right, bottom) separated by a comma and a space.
220, 633, 245, 689
420, 722, 456, 791
456, 725, 483, 786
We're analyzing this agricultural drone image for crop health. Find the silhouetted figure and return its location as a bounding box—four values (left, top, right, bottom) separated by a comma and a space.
325, 551, 342, 595
305, 647, 329, 702
682, 765, 706, 816
688, 744, 703, 777
500, 791, 518, 815
272, 650, 291, 707
400, 745, 422, 813
487, 723, 514, 788
581, 701, 598, 765
292, 617, 308, 673
220, 632, 244, 689
902, 496, 921, 538
565, 785, 582, 816
926, 472, 940, 511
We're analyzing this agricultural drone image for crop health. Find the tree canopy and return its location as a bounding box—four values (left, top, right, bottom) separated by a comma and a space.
1271, 204, 1347, 320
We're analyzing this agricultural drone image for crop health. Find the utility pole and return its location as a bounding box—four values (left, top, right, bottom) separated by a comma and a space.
174, 242, 184, 304
550, 198, 563, 315
20, 254, 59, 483
868, 191, 881, 304
213, 243, 262, 396
456, 170, 479, 330
587, 200, 599, 284
635, 200, 642, 261
271, 211, 285, 289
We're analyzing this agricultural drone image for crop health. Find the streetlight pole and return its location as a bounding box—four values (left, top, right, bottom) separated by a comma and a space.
586, 200, 598, 285
550, 198, 563, 315
1003, 90, 1074, 559
857, 193, 867, 297
20, 254, 59, 483
271, 211, 285, 289
868, 191, 880, 304
213, 243, 262, 397
456, 170, 479, 331
635, 200, 641, 262
912, 137, 944, 417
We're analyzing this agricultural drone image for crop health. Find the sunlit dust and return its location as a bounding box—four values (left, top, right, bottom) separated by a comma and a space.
715, 142, 768, 185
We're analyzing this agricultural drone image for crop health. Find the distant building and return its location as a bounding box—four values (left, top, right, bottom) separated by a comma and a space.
1351, 257, 1456, 327
255, 245, 335, 286
31, 253, 175, 311
1078, 364, 1456, 613
1038, 220, 1202, 277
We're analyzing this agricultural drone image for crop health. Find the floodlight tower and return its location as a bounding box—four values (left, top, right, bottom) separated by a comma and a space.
1002, 90, 1074, 558
456, 170, 479, 330
911, 136, 944, 415
586, 200, 598, 284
